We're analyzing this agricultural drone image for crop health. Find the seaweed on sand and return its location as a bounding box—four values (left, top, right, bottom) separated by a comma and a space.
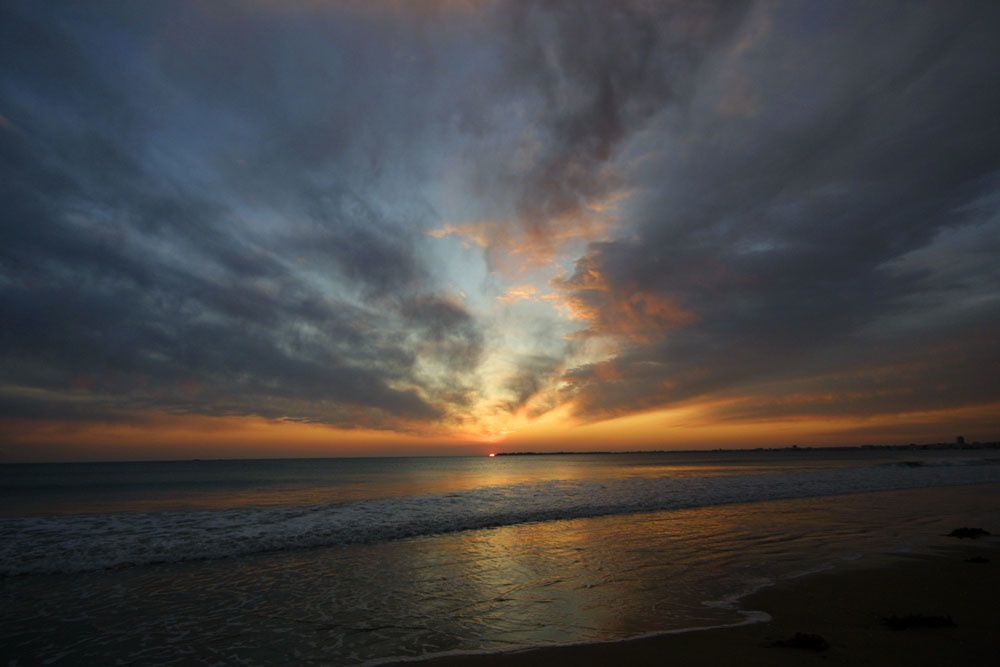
947, 527, 990, 539
882, 614, 955, 630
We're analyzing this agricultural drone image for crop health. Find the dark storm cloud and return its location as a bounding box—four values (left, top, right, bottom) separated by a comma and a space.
0, 0, 484, 428
456, 0, 751, 258
501, 2, 747, 218
560, 1, 1000, 423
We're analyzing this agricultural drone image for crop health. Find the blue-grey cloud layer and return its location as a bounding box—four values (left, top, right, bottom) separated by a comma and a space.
1, 1, 492, 428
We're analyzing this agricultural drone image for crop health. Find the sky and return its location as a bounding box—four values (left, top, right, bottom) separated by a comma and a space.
2, 0, 999, 461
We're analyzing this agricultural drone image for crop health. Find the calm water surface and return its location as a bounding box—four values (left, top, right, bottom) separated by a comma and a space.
0, 449, 936, 516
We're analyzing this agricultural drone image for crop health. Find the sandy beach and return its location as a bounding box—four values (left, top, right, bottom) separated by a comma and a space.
417, 540, 1000, 667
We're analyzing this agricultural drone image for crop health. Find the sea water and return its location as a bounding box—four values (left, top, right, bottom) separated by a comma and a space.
2, 450, 999, 664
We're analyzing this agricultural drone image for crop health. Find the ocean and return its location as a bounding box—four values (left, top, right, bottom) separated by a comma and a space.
2, 450, 999, 664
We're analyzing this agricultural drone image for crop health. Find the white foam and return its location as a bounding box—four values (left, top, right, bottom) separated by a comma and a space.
3, 463, 999, 575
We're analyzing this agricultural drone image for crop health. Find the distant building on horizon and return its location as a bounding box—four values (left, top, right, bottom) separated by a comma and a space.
956, 435, 966, 445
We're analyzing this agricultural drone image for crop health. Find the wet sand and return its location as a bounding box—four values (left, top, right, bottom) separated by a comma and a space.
416, 540, 1000, 666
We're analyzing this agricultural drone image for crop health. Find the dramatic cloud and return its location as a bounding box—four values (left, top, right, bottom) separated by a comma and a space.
558, 1, 1000, 427
2, 0, 999, 455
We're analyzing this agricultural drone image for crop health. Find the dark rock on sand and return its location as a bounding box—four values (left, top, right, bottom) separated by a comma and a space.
883, 614, 955, 630
769, 632, 830, 651
965, 556, 990, 564
947, 527, 991, 539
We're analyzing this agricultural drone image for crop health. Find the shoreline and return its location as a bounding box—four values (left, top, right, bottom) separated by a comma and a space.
396, 539, 1000, 666
5, 484, 998, 665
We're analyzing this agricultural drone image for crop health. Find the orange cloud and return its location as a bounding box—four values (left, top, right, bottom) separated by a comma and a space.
496, 284, 539, 304
611, 292, 698, 341
429, 190, 633, 273
552, 256, 696, 343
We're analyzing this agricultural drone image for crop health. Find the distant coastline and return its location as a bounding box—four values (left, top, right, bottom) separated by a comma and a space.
4, 440, 1000, 466
494, 441, 1000, 457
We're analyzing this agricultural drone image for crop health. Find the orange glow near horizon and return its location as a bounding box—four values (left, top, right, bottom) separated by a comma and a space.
3, 398, 998, 463
0, 413, 472, 462
498, 399, 1000, 451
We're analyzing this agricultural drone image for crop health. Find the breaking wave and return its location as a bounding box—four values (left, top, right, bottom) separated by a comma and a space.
4, 460, 1000, 575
